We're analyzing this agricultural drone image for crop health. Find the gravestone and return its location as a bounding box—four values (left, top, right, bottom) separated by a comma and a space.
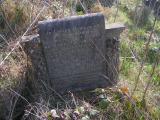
38, 13, 108, 91
22, 13, 124, 94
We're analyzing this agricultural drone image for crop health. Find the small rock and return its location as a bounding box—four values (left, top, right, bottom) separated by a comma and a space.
81, 115, 90, 120
89, 109, 99, 116
50, 109, 59, 118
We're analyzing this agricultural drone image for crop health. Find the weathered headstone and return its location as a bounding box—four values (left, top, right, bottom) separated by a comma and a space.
22, 13, 125, 93
38, 13, 109, 91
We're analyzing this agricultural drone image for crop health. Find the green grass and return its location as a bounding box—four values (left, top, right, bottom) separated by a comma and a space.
0, 0, 160, 119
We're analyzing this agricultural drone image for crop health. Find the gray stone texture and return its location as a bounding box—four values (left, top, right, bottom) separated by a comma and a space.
21, 34, 51, 98
22, 13, 125, 93
105, 23, 125, 84
38, 13, 108, 92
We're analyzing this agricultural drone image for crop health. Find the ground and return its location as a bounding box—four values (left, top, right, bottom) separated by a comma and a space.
0, 0, 160, 119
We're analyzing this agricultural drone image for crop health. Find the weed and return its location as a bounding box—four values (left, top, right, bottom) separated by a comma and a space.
0, 0, 160, 119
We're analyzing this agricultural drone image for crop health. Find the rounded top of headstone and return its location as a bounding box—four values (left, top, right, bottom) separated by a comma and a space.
38, 13, 105, 33
38, 13, 104, 24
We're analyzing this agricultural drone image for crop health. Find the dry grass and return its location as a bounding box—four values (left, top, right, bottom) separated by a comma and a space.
0, 0, 160, 119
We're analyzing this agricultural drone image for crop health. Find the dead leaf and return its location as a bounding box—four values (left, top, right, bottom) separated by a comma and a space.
120, 86, 129, 94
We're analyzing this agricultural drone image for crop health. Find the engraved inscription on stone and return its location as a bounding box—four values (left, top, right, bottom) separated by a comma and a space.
38, 13, 108, 91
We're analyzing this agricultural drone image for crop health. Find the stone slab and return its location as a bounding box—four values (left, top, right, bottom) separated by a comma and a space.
38, 13, 108, 91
